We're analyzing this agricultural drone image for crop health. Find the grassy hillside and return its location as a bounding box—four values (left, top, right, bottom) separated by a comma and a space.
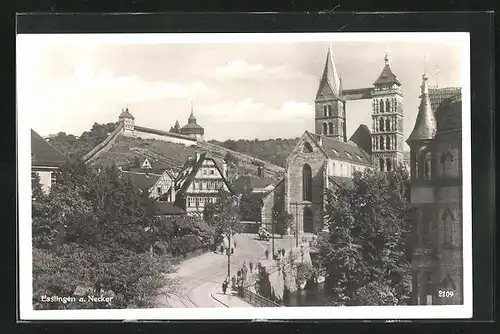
208, 138, 299, 168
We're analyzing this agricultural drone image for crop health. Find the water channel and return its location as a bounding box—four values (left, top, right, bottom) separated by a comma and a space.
283, 281, 330, 306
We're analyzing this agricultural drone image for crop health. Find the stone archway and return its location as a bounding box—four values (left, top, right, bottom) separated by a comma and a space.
303, 207, 314, 233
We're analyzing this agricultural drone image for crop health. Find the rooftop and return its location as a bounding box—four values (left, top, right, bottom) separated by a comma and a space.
31, 129, 67, 167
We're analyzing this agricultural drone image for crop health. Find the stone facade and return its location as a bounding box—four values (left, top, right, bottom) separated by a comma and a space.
407, 75, 463, 305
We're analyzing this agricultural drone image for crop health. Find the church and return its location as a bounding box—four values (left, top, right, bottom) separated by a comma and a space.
262, 47, 405, 234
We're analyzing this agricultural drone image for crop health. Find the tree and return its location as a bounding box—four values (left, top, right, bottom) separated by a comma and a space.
238, 189, 263, 222
32, 160, 178, 309
203, 189, 242, 244
273, 209, 293, 238
317, 167, 412, 306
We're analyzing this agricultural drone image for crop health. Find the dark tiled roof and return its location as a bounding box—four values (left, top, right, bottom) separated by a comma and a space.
31, 129, 67, 167
407, 77, 437, 143
328, 176, 353, 189
373, 65, 401, 86
436, 94, 462, 133
122, 171, 161, 190
181, 123, 204, 130
429, 87, 461, 113
231, 175, 274, 194
349, 124, 372, 155
119, 108, 135, 120
309, 132, 372, 165
156, 201, 185, 215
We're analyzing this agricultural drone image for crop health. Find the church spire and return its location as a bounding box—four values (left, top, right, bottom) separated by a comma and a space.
316, 45, 342, 98
407, 68, 437, 143
188, 101, 197, 124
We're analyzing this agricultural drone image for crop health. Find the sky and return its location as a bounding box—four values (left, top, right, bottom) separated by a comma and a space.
17, 33, 467, 150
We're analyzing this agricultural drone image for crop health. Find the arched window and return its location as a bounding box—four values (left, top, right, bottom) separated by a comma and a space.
302, 164, 313, 201
327, 105, 333, 117
386, 118, 391, 131
442, 208, 454, 245
386, 136, 391, 150
386, 99, 390, 112
323, 105, 327, 117
323, 123, 328, 135
440, 151, 454, 177
302, 142, 313, 153
380, 136, 385, 150
379, 158, 385, 172
386, 158, 392, 171
414, 152, 420, 179
380, 100, 385, 113
329, 122, 334, 135
379, 118, 384, 132
424, 152, 432, 180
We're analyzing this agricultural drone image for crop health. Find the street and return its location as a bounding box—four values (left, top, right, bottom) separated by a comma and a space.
155, 233, 297, 308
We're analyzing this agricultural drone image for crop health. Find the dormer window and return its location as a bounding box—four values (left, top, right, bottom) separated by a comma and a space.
345, 152, 352, 159
331, 149, 339, 155
355, 154, 363, 162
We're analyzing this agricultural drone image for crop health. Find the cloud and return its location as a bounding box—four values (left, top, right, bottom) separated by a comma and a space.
200, 98, 313, 123
207, 60, 310, 81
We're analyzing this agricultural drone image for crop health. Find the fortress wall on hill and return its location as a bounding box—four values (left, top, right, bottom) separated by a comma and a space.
83, 123, 124, 164
196, 141, 285, 180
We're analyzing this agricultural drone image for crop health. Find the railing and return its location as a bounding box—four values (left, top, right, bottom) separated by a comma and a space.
240, 288, 282, 307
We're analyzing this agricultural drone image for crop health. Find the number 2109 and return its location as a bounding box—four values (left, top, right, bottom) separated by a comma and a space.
438, 290, 454, 298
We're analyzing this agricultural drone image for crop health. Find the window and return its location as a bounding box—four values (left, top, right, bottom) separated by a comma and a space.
385, 118, 391, 131
380, 136, 385, 150
442, 209, 454, 246
188, 197, 195, 207
424, 152, 432, 180
379, 158, 385, 172
323, 123, 328, 135
379, 118, 384, 132
195, 197, 200, 207
386, 136, 391, 150
422, 208, 432, 244
380, 100, 385, 113
328, 122, 334, 135
323, 105, 327, 117
345, 152, 352, 159
414, 152, 420, 179
327, 105, 332, 117
440, 151, 454, 177
202, 169, 207, 175
385, 99, 390, 113
157, 187, 162, 195
355, 154, 363, 162
302, 164, 313, 201
302, 142, 313, 153
210, 169, 215, 175
50, 172, 56, 185
424, 272, 433, 305
386, 158, 392, 171
331, 149, 339, 155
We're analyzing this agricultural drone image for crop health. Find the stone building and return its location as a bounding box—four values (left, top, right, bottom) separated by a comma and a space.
407, 71, 463, 305
31, 129, 66, 194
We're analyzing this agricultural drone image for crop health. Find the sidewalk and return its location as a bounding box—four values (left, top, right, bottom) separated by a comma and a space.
210, 284, 253, 308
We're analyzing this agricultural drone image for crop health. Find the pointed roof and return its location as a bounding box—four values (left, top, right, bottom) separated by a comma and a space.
31, 129, 67, 167
316, 45, 342, 98
119, 107, 135, 120
407, 72, 437, 143
373, 53, 401, 86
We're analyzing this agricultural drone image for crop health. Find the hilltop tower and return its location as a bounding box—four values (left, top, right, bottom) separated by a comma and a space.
371, 53, 404, 171
118, 107, 135, 137
180, 101, 205, 140
314, 45, 347, 142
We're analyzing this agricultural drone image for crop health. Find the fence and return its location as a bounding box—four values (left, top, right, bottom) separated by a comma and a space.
239, 288, 282, 307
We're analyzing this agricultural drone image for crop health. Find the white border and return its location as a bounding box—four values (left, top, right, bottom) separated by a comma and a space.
17, 32, 472, 320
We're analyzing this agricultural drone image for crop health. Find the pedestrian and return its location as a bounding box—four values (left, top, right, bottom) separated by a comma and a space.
222, 279, 228, 294
265, 249, 269, 259
249, 261, 254, 273
242, 262, 248, 280
231, 275, 237, 290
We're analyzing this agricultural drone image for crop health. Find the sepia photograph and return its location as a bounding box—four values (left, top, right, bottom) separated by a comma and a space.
17, 32, 471, 320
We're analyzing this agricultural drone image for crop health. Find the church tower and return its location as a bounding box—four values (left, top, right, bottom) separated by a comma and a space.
371, 53, 404, 171
314, 46, 347, 142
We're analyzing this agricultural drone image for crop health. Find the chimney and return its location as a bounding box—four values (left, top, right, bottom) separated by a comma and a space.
222, 161, 228, 179
170, 183, 176, 202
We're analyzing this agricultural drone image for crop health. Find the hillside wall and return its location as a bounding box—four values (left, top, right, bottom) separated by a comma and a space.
197, 141, 285, 181
83, 123, 124, 164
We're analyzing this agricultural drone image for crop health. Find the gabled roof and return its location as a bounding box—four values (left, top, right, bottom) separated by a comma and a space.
175, 153, 234, 196
373, 54, 401, 86
407, 73, 437, 143
436, 94, 462, 133
307, 131, 372, 165
316, 46, 342, 99
121, 170, 161, 191
349, 124, 372, 155
231, 175, 275, 194
31, 129, 67, 167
